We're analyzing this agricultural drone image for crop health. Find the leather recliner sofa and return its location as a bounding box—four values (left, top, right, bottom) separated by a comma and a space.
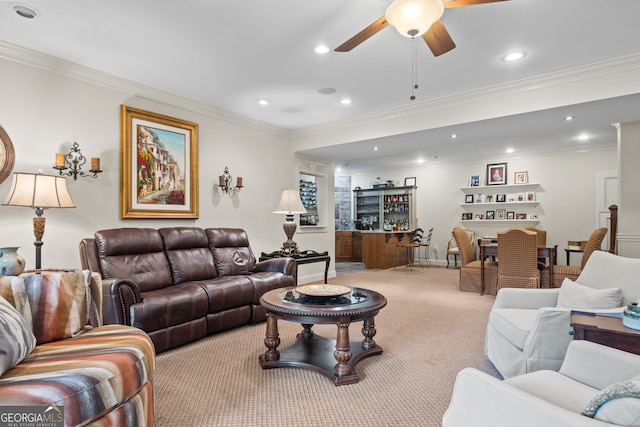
80, 227, 296, 353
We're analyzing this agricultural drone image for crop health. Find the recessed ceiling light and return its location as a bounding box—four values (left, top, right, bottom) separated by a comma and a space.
506, 147, 514, 153
502, 51, 526, 62
373, 147, 379, 151
314, 45, 330, 54
450, 134, 457, 139
578, 133, 590, 141
417, 158, 425, 164
258, 99, 269, 106
340, 98, 352, 105
13, 4, 39, 19
564, 116, 574, 121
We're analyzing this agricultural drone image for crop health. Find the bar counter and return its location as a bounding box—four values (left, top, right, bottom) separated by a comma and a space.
360, 230, 413, 269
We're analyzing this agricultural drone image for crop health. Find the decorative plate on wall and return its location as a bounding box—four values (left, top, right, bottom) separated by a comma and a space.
0, 126, 15, 185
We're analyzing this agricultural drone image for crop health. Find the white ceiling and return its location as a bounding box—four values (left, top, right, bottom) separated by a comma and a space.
2, 0, 640, 173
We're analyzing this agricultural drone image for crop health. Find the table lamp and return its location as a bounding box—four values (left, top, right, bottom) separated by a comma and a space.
273, 189, 307, 252
3, 172, 75, 269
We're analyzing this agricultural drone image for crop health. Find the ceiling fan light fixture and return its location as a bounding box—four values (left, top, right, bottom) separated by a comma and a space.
385, 0, 444, 38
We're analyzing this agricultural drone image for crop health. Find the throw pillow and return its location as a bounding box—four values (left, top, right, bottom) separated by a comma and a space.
583, 374, 640, 425
22, 270, 92, 344
0, 295, 37, 376
556, 278, 622, 309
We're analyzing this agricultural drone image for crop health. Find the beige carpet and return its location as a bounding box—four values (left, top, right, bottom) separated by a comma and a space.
153, 267, 499, 426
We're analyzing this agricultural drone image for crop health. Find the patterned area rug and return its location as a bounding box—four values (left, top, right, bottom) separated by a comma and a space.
154, 267, 499, 426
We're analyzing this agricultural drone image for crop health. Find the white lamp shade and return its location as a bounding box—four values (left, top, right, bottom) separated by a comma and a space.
273, 189, 307, 214
385, 0, 445, 38
3, 172, 75, 209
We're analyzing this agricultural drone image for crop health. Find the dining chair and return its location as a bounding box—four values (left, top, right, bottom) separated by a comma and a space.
497, 228, 540, 291
552, 227, 607, 286
524, 227, 547, 246
453, 227, 496, 294
446, 229, 475, 268
394, 228, 424, 270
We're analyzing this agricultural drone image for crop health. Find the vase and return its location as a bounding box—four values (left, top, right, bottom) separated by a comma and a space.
0, 247, 26, 276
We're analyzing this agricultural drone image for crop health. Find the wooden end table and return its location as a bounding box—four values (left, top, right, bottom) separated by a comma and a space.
570, 311, 640, 355
260, 250, 330, 284
259, 286, 387, 385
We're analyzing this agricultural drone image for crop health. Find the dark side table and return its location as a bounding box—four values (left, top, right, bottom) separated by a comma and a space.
260, 250, 330, 284
571, 311, 640, 355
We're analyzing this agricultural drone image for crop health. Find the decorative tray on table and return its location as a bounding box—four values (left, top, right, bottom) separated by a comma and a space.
295, 284, 351, 297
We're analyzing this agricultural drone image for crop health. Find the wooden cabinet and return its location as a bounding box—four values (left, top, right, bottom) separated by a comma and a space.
354, 186, 417, 230
335, 231, 362, 262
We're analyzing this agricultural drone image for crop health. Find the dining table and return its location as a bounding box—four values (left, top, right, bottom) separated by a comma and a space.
479, 242, 557, 295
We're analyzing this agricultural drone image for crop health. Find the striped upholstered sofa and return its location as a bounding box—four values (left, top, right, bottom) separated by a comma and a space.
0, 270, 155, 427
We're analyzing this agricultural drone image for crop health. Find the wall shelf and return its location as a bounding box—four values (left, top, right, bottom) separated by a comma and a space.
461, 183, 540, 194
461, 219, 539, 225
461, 201, 539, 208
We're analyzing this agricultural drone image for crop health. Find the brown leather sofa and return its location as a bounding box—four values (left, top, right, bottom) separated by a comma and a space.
80, 227, 296, 353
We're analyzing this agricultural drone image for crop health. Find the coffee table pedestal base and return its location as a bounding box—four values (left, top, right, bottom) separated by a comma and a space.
259, 333, 382, 386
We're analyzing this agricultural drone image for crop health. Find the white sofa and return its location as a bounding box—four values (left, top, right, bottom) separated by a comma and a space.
443, 340, 640, 427
485, 251, 640, 379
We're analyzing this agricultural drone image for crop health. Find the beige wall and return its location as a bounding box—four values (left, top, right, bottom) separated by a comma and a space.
617, 120, 640, 257
350, 147, 618, 266
0, 55, 334, 283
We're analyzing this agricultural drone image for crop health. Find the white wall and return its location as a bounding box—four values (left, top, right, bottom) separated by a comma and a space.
0, 56, 335, 283
350, 147, 617, 266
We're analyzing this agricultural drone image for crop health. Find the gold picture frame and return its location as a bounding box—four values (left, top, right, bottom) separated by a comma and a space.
514, 171, 529, 184
120, 105, 199, 219
0, 125, 16, 185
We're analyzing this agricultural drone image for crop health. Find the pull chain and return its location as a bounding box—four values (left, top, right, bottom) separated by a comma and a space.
410, 36, 419, 101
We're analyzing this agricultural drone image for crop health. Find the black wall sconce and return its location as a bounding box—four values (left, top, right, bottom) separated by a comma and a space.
54, 142, 102, 180
216, 166, 243, 196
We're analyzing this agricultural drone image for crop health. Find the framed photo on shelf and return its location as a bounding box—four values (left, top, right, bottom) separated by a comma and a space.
526, 192, 536, 201
475, 214, 484, 220
506, 211, 515, 220
486, 195, 494, 203
486, 162, 507, 185
514, 171, 529, 184
496, 194, 506, 203
529, 214, 539, 220
404, 176, 416, 187
465, 194, 474, 204
486, 210, 495, 220
496, 209, 506, 220
462, 213, 473, 220
516, 213, 527, 220
469, 175, 480, 187
120, 105, 199, 219
475, 194, 485, 203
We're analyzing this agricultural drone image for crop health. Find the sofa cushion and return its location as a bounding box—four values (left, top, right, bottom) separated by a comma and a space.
130, 283, 209, 332
0, 296, 36, 376
556, 278, 622, 309
21, 271, 93, 344
159, 227, 218, 283
206, 228, 257, 275
489, 308, 539, 350
196, 276, 255, 313
0, 325, 154, 427
95, 228, 174, 291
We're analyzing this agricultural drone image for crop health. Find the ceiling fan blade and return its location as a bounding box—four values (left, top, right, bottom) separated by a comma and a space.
444, 0, 509, 8
334, 16, 389, 52
422, 20, 456, 57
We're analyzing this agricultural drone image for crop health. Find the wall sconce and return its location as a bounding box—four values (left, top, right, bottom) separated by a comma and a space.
53, 142, 102, 180
216, 166, 243, 196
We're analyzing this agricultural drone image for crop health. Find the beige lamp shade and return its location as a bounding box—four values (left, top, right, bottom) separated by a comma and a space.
3, 172, 75, 209
385, 0, 444, 38
273, 189, 307, 214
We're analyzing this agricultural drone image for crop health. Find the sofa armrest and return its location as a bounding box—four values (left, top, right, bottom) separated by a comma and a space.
560, 340, 640, 389
522, 307, 574, 363
254, 257, 296, 277
442, 368, 607, 427
493, 288, 560, 309
102, 278, 143, 326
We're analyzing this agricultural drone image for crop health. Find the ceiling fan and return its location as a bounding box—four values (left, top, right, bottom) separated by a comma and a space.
335, 0, 509, 57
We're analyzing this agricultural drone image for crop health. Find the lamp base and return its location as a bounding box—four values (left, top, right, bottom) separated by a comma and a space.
282, 215, 298, 251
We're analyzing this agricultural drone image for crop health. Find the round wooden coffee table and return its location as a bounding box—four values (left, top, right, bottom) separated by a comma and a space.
259, 286, 387, 385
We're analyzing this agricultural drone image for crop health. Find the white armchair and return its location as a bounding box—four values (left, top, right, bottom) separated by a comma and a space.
485, 251, 640, 379
443, 340, 640, 427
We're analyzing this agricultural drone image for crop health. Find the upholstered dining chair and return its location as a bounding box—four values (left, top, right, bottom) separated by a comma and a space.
552, 227, 607, 286
452, 227, 496, 294
525, 227, 547, 246
497, 228, 540, 291
447, 229, 475, 268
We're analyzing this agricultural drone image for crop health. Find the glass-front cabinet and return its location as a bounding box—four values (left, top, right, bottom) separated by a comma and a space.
353, 186, 417, 230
